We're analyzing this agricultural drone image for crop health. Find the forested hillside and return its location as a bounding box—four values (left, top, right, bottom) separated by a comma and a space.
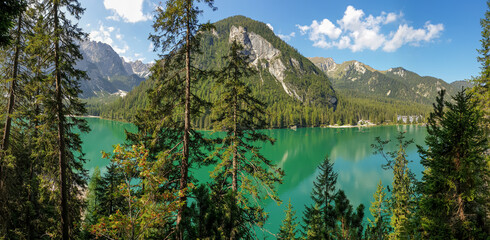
89, 16, 434, 128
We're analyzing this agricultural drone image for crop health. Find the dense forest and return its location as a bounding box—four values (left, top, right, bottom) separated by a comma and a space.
0, 0, 489, 240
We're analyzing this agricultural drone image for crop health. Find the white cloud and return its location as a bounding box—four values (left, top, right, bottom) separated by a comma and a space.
297, 5, 443, 52
266, 23, 274, 31
89, 23, 132, 56
104, 0, 151, 23
148, 42, 154, 52
278, 32, 296, 41
383, 22, 444, 52
89, 24, 115, 45
113, 44, 129, 54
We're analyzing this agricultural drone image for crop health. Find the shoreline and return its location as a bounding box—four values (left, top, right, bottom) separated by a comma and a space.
80, 115, 425, 130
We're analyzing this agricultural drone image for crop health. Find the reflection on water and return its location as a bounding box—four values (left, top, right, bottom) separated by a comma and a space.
81, 119, 428, 237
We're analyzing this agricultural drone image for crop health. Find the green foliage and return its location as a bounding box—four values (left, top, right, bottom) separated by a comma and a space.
90, 145, 180, 240
278, 199, 299, 240
209, 41, 284, 238
418, 90, 489, 239
0, 0, 24, 46
372, 132, 420, 239
471, 0, 490, 129
301, 156, 364, 240
366, 181, 391, 240
302, 156, 337, 239
333, 190, 365, 240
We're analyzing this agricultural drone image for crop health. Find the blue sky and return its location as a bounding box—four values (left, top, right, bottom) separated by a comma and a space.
79, 0, 487, 83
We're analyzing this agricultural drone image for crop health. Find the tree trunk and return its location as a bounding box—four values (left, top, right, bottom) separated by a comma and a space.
176, 1, 191, 238
54, 3, 69, 239
232, 94, 238, 192
1, 11, 22, 151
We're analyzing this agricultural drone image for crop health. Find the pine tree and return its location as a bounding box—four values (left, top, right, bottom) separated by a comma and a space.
366, 181, 390, 240
418, 90, 489, 239
209, 41, 284, 237
304, 204, 323, 240
333, 190, 364, 240
372, 131, 419, 239
146, 1, 216, 237
472, 0, 490, 125
0, 0, 23, 46
35, 0, 90, 237
90, 145, 180, 240
302, 155, 337, 240
278, 199, 299, 240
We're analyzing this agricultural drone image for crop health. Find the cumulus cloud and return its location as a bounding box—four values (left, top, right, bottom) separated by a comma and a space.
104, 0, 151, 23
89, 23, 129, 55
89, 24, 115, 45
266, 23, 274, 31
297, 5, 443, 52
278, 32, 296, 41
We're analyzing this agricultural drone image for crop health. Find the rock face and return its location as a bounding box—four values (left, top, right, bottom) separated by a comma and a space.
229, 25, 300, 100
76, 41, 150, 98
80, 41, 127, 77
308, 57, 336, 73
122, 59, 152, 78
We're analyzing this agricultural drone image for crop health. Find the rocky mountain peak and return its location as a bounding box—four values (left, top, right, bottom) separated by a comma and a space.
308, 57, 337, 72
122, 58, 153, 78
346, 61, 367, 74
388, 67, 407, 78
80, 41, 128, 77
229, 25, 303, 101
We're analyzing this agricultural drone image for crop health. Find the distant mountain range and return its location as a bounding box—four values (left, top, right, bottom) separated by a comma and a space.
76, 41, 152, 98
308, 57, 470, 105
82, 15, 473, 127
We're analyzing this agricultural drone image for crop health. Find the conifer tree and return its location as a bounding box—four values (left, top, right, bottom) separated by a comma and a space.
472, 0, 490, 124
1, 0, 26, 152
146, 1, 215, 237
37, 0, 89, 237
278, 199, 299, 240
366, 181, 390, 240
372, 132, 419, 239
333, 190, 364, 240
302, 155, 337, 240
304, 204, 323, 240
210, 41, 284, 237
418, 90, 489, 239
0, 0, 23, 46
91, 145, 180, 240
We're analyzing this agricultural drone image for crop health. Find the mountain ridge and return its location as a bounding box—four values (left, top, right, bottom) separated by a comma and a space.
76, 40, 152, 98
308, 57, 462, 104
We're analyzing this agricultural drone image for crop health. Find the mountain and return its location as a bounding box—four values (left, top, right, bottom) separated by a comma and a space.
309, 57, 458, 104
76, 41, 152, 98
450, 80, 473, 91
122, 58, 152, 78
94, 15, 338, 126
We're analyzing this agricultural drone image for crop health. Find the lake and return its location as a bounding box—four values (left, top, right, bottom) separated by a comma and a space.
80, 118, 428, 237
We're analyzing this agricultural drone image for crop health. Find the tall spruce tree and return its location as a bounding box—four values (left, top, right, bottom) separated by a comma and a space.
366, 181, 391, 240
0, 1, 28, 235
302, 155, 337, 240
372, 132, 419, 239
39, 0, 89, 238
146, 0, 216, 238
278, 199, 299, 240
418, 90, 489, 239
472, 0, 490, 124
333, 190, 364, 240
210, 41, 284, 237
